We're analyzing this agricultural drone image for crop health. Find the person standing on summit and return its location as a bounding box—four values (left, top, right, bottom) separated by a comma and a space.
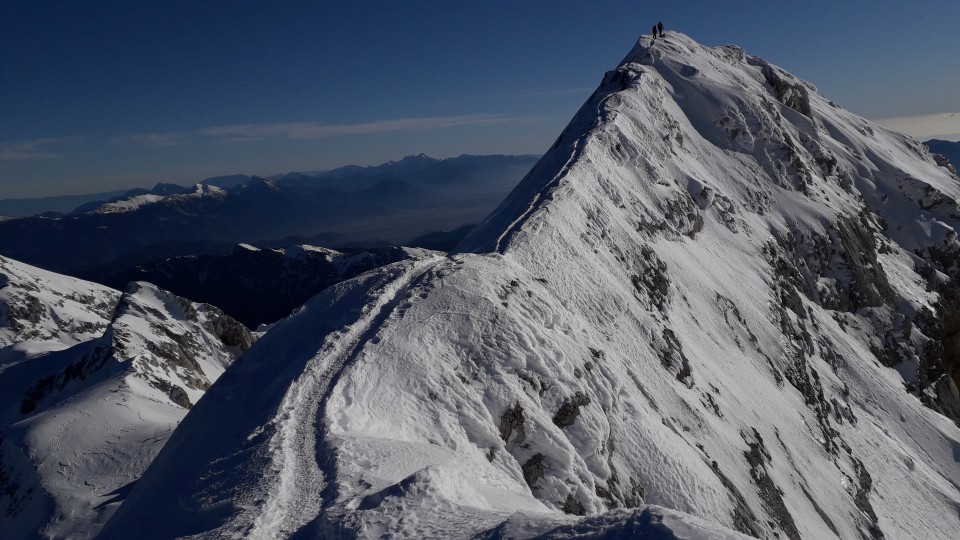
658, 20, 664, 37
651, 24, 658, 40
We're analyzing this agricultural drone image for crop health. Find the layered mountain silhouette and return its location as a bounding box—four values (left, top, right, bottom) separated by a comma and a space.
0, 154, 537, 276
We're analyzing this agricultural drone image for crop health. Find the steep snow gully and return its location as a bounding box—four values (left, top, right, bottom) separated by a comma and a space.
103, 32, 960, 539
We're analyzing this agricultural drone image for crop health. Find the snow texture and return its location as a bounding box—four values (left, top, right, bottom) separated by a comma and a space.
78, 32, 960, 538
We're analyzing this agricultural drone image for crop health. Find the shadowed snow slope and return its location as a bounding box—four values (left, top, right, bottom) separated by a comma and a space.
102, 33, 960, 539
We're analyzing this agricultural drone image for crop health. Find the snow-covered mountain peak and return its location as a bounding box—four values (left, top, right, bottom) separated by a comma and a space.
392, 153, 439, 166
102, 33, 960, 539
460, 32, 957, 257
109, 281, 254, 407
1, 267, 255, 538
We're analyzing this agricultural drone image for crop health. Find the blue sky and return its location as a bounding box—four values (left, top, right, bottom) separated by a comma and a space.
2, 0, 958, 199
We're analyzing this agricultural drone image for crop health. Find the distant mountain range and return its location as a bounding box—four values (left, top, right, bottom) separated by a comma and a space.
0, 175, 254, 219
0, 154, 537, 276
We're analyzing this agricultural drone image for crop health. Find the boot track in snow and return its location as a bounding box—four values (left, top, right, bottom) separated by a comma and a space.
249, 256, 446, 538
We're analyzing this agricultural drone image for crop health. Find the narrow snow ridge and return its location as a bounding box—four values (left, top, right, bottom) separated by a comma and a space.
251, 255, 445, 537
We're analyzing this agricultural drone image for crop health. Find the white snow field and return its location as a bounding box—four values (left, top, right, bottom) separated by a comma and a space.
95, 32, 960, 538
89, 184, 227, 215
0, 260, 252, 539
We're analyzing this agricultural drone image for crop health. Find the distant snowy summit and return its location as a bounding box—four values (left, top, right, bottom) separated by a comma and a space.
20, 31, 960, 539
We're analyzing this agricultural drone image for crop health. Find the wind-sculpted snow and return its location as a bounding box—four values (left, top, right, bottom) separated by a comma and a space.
0, 266, 253, 538
104, 33, 960, 538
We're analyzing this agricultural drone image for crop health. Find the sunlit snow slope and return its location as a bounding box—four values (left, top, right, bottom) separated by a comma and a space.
0, 256, 120, 365
103, 33, 960, 539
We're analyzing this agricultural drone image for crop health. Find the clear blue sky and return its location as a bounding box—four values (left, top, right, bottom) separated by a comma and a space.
2, 0, 958, 199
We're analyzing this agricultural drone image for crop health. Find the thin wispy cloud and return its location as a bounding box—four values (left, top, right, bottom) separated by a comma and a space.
0, 138, 72, 161
112, 132, 191, 146
874, 112, 960, 141
112, 114, 540, 146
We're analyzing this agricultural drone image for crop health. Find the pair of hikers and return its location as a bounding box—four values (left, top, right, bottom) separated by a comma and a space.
651, 21, 664, 39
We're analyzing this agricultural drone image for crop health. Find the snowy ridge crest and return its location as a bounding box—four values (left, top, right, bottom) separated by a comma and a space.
103, 32, 960, 539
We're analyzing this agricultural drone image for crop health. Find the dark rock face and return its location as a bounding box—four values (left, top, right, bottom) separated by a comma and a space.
552, 392, 591, 428
595, 457, 644, 510
851, 457, 885, 540
631, 245, 671, 312
149, 378, 193, 409
499, 403, 526, 446
742, 429, 801, 540
211, 311, 255, 350
708, 460, 763, 538
561, 493, 586, 516
765, 211, 895, 315
932, 154, 957, 175
656, 328, 693, 387
103, 245, 417, 328
918, 243, 960, 419
521, 453, 548, 487
925, 139, 960, 175
20, 341, 114, 415
751, 58, 812, 118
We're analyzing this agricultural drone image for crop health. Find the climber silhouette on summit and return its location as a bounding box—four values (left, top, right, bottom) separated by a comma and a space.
658, 21, 664, 37
652, 24, 658, 40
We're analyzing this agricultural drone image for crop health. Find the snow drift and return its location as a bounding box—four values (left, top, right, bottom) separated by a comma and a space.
102, 32, 960, 539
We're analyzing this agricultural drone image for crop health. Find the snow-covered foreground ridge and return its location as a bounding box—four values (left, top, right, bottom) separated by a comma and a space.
104, 33, 960, 539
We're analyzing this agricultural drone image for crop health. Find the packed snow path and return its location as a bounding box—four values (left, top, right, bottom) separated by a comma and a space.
250, 256, 446, 537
